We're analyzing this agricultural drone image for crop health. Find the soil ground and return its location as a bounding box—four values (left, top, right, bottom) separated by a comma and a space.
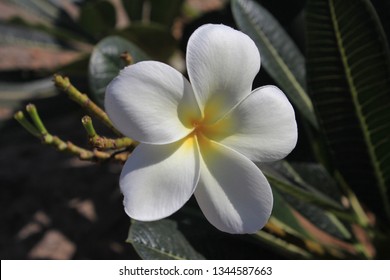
0, 96, 140, 259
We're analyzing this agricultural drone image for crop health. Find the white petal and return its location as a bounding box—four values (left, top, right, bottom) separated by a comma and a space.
120, 137, 200, 221
105, 61, 201, 144
194, 137, 273, 234
186, 24, 260, 123
205, 86, 298, 162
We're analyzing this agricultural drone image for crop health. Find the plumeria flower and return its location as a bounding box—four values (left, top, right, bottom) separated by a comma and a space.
105, 24, 297, 234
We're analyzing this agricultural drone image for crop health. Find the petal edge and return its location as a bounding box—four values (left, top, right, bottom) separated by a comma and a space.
205, 85, 298, 162
195, 138, 273, 234
105, 61, 201, 144
121, 137, 200, 221
186, 24, 261, 123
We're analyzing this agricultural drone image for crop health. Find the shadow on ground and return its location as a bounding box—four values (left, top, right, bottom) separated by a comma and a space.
0, 95, 139, 259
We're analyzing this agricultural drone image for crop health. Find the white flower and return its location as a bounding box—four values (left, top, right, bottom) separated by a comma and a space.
105, 24, 297, 234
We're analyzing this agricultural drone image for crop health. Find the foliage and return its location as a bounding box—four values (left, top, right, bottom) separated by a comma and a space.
127, 219, 204, 260
6, 0, 390, 259
232, 0, 390, 259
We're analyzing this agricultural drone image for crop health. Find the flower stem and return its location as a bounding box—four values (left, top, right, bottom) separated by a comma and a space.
16, 104, 115, 162
53, 74, 122, 136
81, 115, 98, 138
14, 111, 40, 137
81, 116, 136, 150
26, 104, 48, 135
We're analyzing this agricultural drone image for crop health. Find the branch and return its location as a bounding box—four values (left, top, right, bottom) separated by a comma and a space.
53, 74, 122, 136
81, 115, 136, 150
14, 104, 118, 162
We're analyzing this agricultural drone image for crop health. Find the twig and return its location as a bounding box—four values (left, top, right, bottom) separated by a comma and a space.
81, 116, 136, 150
53, 74, 122, 136
14, 111, 40, 137
26, 104, 48, 134
14, 104, 113, 162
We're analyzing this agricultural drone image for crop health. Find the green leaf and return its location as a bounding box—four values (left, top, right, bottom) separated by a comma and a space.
78, 1, 117, 40
306, 0, 390, 221
253, 230, 313, 259
283, 194, 351, 240
118, 23, 177, 61
149, 0, 184, 27
259, 161, 344, 211
272, 189, 312, 239
287, 162, 343, 202
121, 0, 143, 22
127, 219, 205, 260
260, 161, 352, 239
58, 54, 90, 78
88, 35, 149, 106
231, 0, 318, 128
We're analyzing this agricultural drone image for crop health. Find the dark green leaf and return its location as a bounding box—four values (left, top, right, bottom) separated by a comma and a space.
288, 162, 343, 202
231, 0, 318, 128
306, 0, 390, 221
149, 0, 184, 27
127, 219, 205, 260
118, 23, 177, 61
282, 194, 351, 240
260, 161, 351, 239
88, 35, 149, 106
259, 161, 344, 211
58, 54, 90, 78
253, 230, 313, 259
78, 1, 116, 40
122, 0, 144, 22
272, 189, 312, 239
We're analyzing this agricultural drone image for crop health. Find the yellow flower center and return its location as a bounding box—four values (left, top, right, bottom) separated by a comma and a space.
182, 97, 235, 150
190, 118, 212, 137
192, 120, 201, 129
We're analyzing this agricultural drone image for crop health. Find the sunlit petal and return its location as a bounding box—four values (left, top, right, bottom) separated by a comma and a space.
194, 137, 273, 234
105, 61, 201, 144
120, 137, 200, 221
186, 24, 260, 123
205, 85, 298, 162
